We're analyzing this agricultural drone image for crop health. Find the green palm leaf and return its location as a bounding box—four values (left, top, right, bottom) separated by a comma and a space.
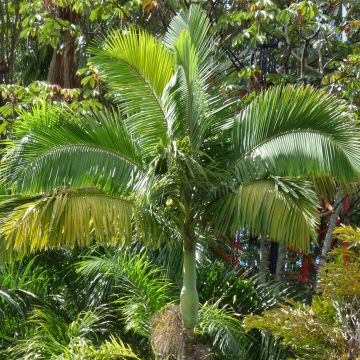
212, 177, 319, 251
164, 4, 217, 82
59, 336, 140, 359
163, 5, 222, 150
5, 306, 139, 359
165, 31, 210, 150
197, 300, 249, 358
77, 250, 174, 338
89, 30, 174, 156
231, 85, 360, 180
1, 106, 142, 195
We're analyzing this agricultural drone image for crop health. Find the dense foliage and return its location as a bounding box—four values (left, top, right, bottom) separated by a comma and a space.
0, 1, 359, 359
245, 226, 360, 359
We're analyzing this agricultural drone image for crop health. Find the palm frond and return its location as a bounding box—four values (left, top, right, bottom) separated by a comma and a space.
58, 336, 140, 359
77, 250, 175, 337
5, 307, 122, 359
164, 31, 209, 150
89, 30, 174, 156
164, 4, 217, 82
246, 333, 289, 360
163, 5, 222, 150
230, 275, 300, 315
212, 177, 319, 251
5, 307, 68, 359
0, 256, 48, 315
312, 176, 360, 202
0, 188, 135, 262
232, 85, 360, 180
112, 255, 174, 337
197, 300, 249, 359
0, 288, 24, 316
1, 106, 142, 195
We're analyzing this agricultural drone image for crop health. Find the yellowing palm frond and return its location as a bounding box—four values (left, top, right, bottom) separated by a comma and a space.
0, 189, 134, 262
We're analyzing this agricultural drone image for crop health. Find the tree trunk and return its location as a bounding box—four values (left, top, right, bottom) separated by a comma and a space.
259, 237, 269, 282
0, 0, 9, 83
269, 241, 278, 275
62, 30, 76, 88
7, 0, 20, 83
180, 239, 199, 359
315, 195, 343, 290
180, 242, 199, 330
275, 243, 286, 281
47, 46, 62, 85
47, 6, 78, 88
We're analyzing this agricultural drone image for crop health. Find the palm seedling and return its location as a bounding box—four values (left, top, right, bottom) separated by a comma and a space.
1, 5, 360, 357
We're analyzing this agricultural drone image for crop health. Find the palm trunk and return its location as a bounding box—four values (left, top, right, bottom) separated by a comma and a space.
179, 202, 199, 360
275, 243, 286, 281
180, 238, 199, 359
259, 237, 269, 282
269, 241, 278, 275
315, 195, 343, 290
180, 241, 199, 331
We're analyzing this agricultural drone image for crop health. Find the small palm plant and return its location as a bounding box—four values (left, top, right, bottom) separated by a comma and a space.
1, 5, 359, 356
5, 306, 139, 359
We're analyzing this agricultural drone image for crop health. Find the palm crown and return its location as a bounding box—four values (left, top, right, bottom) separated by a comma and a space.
1, 5, 359, 333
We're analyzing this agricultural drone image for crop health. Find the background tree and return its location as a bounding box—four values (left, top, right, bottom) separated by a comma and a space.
1, 5, 360, 358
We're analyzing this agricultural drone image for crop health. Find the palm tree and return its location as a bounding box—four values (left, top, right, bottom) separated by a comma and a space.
1, 5, 359, 356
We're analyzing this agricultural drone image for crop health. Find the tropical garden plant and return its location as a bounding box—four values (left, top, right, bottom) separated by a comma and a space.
1, 5, 360, 358
245, 225, 360, 359
1, 245, 295, 359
